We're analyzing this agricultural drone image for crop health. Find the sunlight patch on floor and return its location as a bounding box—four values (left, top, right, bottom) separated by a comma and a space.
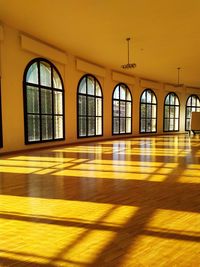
0, 195, 138, 266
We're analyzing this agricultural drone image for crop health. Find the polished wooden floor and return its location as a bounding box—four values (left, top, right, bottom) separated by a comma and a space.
0, 135, 200, 267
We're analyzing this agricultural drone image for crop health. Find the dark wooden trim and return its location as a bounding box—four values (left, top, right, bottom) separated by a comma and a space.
77, 74, 103, 138
112, 83, 132, 135
23, 57, 65, 144
163, 92, 180, 132
139, 88, 157, 134
185, 94, 200, 131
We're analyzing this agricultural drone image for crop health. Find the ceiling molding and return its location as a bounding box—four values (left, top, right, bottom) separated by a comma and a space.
140, 79, 162, 90
76, 58, 106, 77
20, 34, 67, 64
112, 71, 136, 85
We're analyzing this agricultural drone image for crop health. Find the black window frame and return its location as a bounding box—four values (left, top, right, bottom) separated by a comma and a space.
77, 74, 103, 138
112, 83, 132, 135
163, 92, 180, 132
185, 94, 200, 131
140, 88, 157, 133
23, 58, 65, 144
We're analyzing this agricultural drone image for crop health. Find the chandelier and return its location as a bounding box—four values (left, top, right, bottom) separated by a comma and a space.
121, 37, 136, 69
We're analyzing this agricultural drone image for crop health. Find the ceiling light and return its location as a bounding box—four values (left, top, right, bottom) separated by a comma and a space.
175, 67, 184, 87
121, 37, 136, 69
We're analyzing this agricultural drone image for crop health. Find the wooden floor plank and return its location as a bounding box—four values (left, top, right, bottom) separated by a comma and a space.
0, 135, 200, 266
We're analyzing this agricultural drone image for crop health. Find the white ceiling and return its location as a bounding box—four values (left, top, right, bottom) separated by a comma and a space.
1, 0, 200, 87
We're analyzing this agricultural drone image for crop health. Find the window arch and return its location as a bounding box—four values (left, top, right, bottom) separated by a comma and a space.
112, 83, 132, 135
164, 92, 180, 132
77, 74, 103, 137
140, 89, 157, 133
23, 58, 65, 144
185, 94, 200, 131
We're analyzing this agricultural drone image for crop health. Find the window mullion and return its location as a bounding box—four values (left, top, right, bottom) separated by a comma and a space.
51, 65, 55, 139
94, 80, 96, 135
38, 61, 42, 141
86, 77, 88, 136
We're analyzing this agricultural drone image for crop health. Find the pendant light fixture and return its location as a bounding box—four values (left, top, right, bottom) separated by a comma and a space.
121, 37, 136, 69
175, 67, 184, 87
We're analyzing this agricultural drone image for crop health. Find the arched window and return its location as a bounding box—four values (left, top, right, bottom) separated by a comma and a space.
185, 94, 200, 131
23, 58, 65, 144
112, 83, 132, 135
140, 89, 157, 133
77, 74, 103, 137
164, 92, 180, 132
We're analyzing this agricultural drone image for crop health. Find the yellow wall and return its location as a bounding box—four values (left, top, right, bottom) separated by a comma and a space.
0, 23, 200, 154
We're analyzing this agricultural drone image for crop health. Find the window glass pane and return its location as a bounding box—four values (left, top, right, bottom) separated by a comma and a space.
79, 117, 86, 136
41, 89, 52, 114
146, 119, 151, 132
88, 117, 95, 136
54, 91, 63, 115
170, 94, 174, 105
186, 119, 190, 131
88, 97, 95, 116
113, 86, 120, 99
186, 107, 191, 118
141, 104, 146, 118
126, 118, 131, 133
27, 86, 39, 113
127, 91, 131, 101
96, 98, 102, 116
174, 119, 179, 131
175, 96, 179, 105
169, 119, 174, 131
79, 77, 86, 94
27, 115, 40, 142
164, 119, 169, 131
165, 95, 170, 104
87, 77, 95, 95
96, 117, 102, 135
192, 107, 196, 112
141, 91, 146, 103
146, 90, 151, 103
165, 106, 169, 118
53, 69, 62, 89
152, 94, 156, 104
175, 106, 179, 118
192, 96, 196, 106
141, 119, 145, 132
113, 101, 119, 116
152, 105, 156, 118
120, 86, 126, 100
126, 102, 131, 117
152, 119, 156, 132
96, 83, 102, 96
113, 118, 119, 134
79, 95, 86, 116
54, 116, 63, 139
170, 106, 175, 118
40, 62, 51, 87
120, 118, 125, 133
197, 99, 200, 106
187, 96, 192, 106
26, 63, 38, 84
146, 104, 152, 118
120, 101, 126, 117
42, 115, 53, 140
197, 107, 200, 112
